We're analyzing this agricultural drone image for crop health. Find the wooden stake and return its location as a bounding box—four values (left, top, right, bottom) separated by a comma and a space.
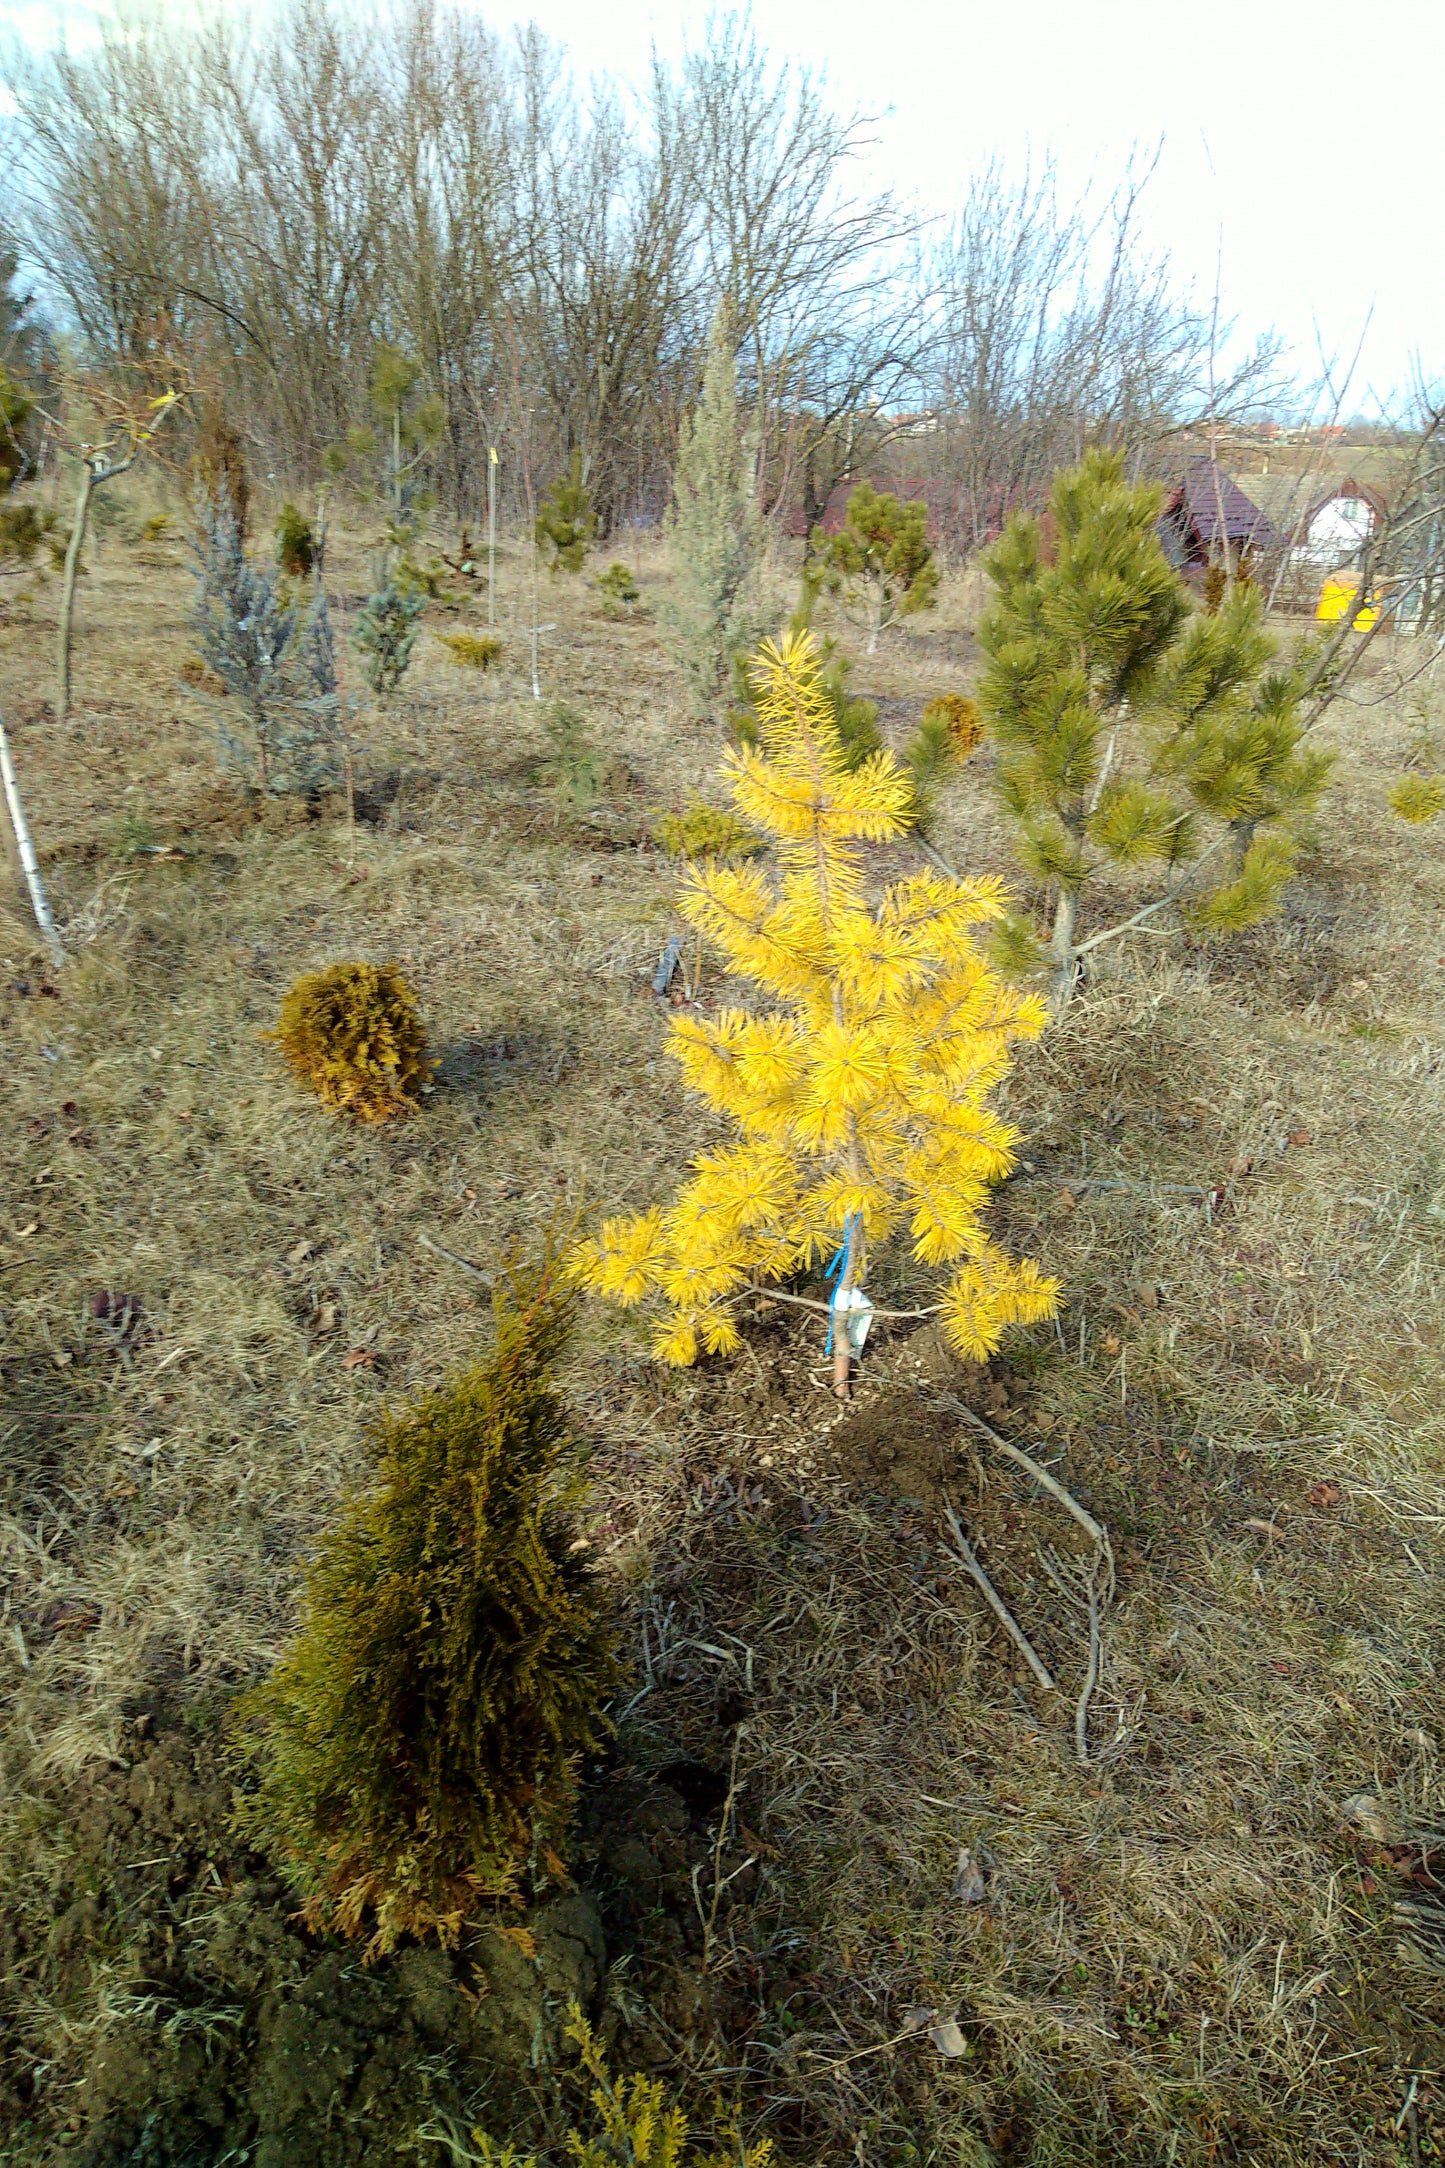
0, 716, 63, 968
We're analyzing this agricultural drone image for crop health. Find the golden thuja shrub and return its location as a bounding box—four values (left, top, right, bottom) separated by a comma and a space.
466, 2004, 773, 2168
574, 631, 1057, 1379
270, 960, 430, 1121
232, 1255, 617, 1959
437, 629, 505, 669
919, 691, 985, 757
651, 799, 765, 863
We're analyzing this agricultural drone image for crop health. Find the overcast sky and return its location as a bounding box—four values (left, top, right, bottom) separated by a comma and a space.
3, 0, 1437, 405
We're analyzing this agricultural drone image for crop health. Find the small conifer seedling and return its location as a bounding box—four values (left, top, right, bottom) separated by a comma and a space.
576, 632, 1056, 1397
192, 491, 299, 794
275, 501, 315, 579
0, 502, 58, 574
594, 560, 641, 616
815, 483, 939, 653
270, 961, 430, 1121
979, 452, 1332, 1011
352, 579, 423, 703
539, 703, 604, 804
535, 452, 594, 575
233, 1253, 617, 1956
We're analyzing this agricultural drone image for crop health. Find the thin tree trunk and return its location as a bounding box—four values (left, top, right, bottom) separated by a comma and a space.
832, 1213, 858, 1399
57, 462, 94, 722
0, 716, 64, 968
487, 445, 497, 633
1048, 883, 1079, 1015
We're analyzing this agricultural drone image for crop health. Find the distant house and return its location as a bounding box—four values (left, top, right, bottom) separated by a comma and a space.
1286, 478, 1387, 570
1157, 458, 1281, 577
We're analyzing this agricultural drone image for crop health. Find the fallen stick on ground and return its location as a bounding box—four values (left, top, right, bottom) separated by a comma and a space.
417, 1232, 492, 1284
924, 1387, 1114, 1570
941, 1496, 1055, 1691
928, 1387, 1116, 1761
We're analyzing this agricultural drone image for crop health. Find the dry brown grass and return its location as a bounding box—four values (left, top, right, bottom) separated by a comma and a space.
1, 496, 1444, 2165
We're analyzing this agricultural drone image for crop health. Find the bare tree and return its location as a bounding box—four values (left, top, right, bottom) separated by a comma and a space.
39, 377, 181, 718
684, 17, 922, 529
924, 153, 1282, 551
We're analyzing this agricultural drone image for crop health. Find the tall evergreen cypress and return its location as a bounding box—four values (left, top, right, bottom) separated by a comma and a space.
659, 303, 766, 722
234, 1254, 616, 1957
979, 452, 1331, 1011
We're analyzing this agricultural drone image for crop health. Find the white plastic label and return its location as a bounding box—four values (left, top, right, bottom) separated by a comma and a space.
831, 1286, 875, 1353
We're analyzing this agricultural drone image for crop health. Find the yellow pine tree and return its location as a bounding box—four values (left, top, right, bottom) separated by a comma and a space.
575, 632, 1057, 1394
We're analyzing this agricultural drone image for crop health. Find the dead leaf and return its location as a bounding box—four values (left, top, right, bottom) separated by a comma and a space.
901, 2005, 934, 2034
1228, 1153, 1254, 1179
1100, 1330, 1121, 1356
40, 1601, 101, 1636
288, 1238, 314, 1264
1307, 1479, 1343, 1508
953, 1847, 987, 1905
341, 1347, 376, 1370
1341, 1792, 1390, 1842
1287, 1127, 1312, 1147
928, 2017, 969, 2059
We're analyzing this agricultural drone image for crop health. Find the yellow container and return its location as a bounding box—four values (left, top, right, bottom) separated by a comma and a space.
1317, 575, 1378, 629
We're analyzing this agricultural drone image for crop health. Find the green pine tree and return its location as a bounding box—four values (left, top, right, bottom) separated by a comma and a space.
728, 569, 880, 764
659, 303, 766, 722
978, 451, 1332, 1012
536, 452, 595, 574
815, 482, 939, 654
233, 1250, 617, 1959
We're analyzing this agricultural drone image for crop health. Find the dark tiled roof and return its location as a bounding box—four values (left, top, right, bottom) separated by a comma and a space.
1173, 457, 1281, 548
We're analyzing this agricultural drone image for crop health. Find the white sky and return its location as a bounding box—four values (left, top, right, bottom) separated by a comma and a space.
3, 0, 1438, 404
